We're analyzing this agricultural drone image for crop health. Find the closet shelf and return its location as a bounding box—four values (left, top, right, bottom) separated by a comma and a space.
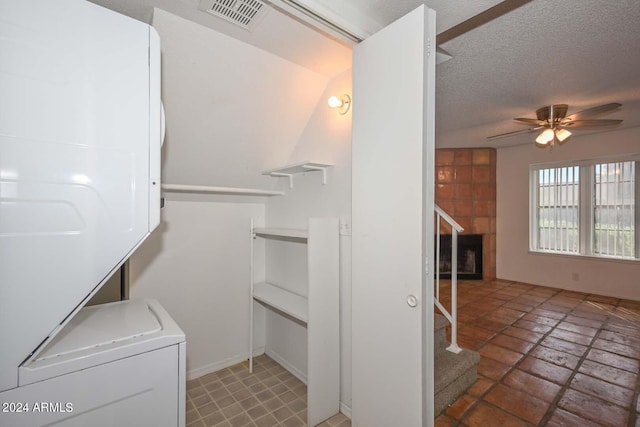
253, 227, 308, 240
161, 184, 284, 196
262, 161, 333, 189
252, 282, 308, 323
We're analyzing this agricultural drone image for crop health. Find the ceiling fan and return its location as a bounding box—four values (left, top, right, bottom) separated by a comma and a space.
487, 102, 623, 147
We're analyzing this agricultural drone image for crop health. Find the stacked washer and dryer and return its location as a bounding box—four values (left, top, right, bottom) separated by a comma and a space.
0, 1, 185, 426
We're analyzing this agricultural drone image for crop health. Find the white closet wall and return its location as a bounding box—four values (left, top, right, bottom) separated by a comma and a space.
130, 200, 266, 378
127, 9, 341, 379
152, 8, 329, 190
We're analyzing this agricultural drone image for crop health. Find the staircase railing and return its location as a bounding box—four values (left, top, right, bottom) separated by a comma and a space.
434, 204, 464, 354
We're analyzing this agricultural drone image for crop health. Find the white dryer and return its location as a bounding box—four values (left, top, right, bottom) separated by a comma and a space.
0, 0, 185, 426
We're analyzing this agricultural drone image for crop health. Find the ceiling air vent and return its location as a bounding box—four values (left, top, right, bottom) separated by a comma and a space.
200, 0, 268, 31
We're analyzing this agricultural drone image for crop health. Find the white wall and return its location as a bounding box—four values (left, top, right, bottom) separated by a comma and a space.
152, 8, 329, 190
130, 200, 266, 378
262, 69, 353, 410
126, 9, 348, 379
497, 127, 640, 300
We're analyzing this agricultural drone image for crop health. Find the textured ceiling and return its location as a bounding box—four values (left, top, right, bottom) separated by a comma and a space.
316, 0, 640, 148
434, 0, 640, 148
90, 0, 640, 148
314, 0, 504, 34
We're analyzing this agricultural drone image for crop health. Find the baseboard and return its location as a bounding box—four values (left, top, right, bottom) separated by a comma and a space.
187, 346, 265, 380
264, 348, 308, 385
340, 402, 352, 419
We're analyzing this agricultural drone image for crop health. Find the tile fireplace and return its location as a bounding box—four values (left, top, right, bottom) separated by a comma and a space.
435, 148, 496, 280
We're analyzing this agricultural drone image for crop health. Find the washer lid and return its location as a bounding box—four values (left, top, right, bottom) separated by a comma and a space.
34, 299, 161, 362
19, 299, 184, 386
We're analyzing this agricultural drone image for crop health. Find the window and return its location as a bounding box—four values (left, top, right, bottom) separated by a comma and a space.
536, 166, 580, 253
594, 161, 635, 257
530, 155, 640, 260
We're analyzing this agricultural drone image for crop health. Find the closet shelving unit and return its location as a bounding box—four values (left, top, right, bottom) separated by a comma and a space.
249, 218, 339, 426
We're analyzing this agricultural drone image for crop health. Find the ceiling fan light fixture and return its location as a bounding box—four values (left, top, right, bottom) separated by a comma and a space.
556, 128, 571, 142
536, 128, 555, 145
487, 102, 623, 145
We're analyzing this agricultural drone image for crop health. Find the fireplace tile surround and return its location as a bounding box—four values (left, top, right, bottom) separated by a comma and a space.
436, 148, 497, 280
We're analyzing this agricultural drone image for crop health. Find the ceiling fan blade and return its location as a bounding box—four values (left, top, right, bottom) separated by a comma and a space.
513, 118, 547, 126
561, 119, 623, 128
487, 127, 541, 140
564, 103, 622, 121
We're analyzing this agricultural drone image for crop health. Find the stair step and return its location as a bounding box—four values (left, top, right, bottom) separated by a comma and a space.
434, 348, 480, 415
435, 313, 449, 331
435, 314, 449, 352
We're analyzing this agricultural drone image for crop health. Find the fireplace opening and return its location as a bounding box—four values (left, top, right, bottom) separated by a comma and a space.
436, 234, 483, 280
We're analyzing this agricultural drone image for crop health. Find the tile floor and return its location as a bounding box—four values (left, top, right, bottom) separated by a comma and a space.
186, 278, 639, 426
186, 354, 350, 427
436, 279, 640, 426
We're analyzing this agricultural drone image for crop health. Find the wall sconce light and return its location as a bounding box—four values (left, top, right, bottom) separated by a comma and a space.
328, 94, 351, 115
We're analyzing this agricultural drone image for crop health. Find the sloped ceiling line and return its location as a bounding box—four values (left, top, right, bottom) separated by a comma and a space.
436, 0, 534, 45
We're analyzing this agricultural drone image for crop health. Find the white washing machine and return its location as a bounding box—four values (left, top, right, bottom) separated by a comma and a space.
1, 300, 185, 427
0, 1, 185, 425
